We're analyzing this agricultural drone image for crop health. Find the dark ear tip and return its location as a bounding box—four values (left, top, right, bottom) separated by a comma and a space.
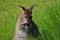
19, 5, 25, 10
19, 5, 23, 8
29, 4, 35, 9
32, 4, 35, 6
18, 5, 21, 7
31, 4, 35, 8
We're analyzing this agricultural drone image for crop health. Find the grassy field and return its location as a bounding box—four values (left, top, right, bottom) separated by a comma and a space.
0, 0, 60, 40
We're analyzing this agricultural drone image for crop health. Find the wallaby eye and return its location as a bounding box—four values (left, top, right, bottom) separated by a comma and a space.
25, 16, 27, 18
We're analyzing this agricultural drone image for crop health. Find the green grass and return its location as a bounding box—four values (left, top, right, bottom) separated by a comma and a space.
0, 0, 60, 40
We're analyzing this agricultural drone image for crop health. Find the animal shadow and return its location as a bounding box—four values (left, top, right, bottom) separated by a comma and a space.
27, 20, 40, 40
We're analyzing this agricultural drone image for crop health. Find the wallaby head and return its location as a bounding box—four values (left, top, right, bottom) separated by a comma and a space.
19, 4, 35, 26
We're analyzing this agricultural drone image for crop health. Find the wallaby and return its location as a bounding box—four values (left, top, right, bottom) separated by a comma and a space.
13, 4, 35, 40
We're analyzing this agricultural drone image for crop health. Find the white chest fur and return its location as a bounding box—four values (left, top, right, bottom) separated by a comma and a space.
17, 28, 27, 38
14, 26, 27, 40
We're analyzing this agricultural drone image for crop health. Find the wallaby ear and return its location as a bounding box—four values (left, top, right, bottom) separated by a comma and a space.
29, 4, 35, 11
19, 6, 25, 11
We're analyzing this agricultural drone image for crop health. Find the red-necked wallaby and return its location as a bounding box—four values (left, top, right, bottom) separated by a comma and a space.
13, 4, 35, 40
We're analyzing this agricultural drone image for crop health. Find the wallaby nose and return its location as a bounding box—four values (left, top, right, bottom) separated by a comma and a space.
23, 23, 26, 25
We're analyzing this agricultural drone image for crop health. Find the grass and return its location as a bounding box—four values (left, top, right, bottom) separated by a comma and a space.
0, 0, 60, 40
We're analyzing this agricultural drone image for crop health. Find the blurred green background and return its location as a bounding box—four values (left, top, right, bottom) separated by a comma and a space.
0, 0, 60, 40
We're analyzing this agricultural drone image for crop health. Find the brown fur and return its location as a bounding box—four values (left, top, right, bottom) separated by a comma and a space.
13, 4, 35, 40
